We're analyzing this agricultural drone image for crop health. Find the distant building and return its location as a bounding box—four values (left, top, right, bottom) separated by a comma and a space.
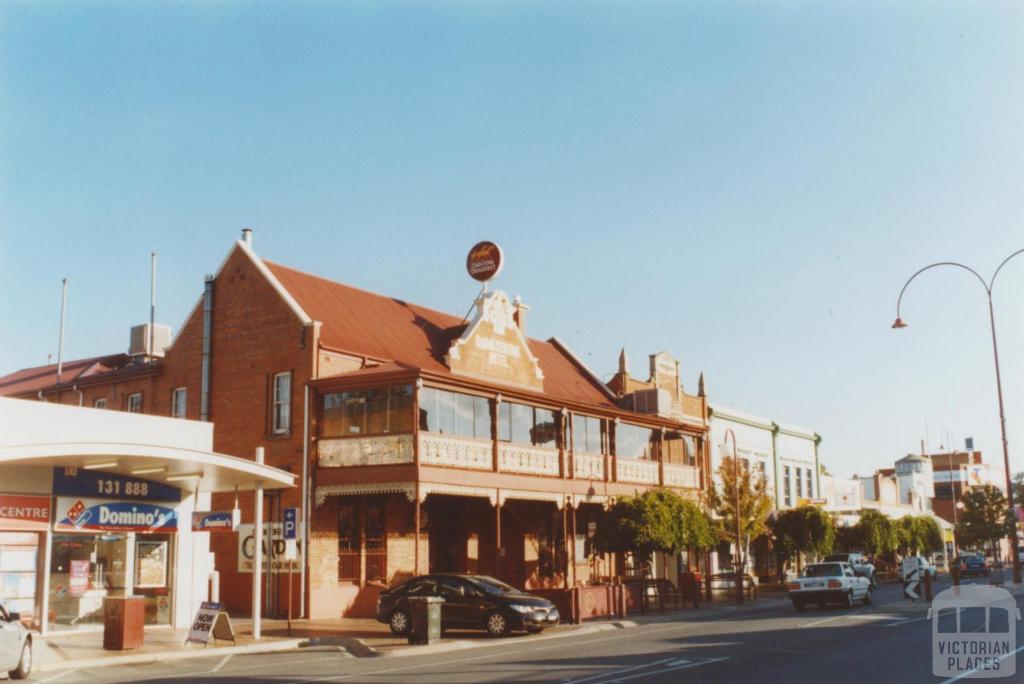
926, 450, 994, 526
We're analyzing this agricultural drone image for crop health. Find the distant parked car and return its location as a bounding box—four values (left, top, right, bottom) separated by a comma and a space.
824, 552, 877, 587
787, 562, 871, 610
956, 554, 989, 578
0, 603, 32, 680
377, 574, 559, 638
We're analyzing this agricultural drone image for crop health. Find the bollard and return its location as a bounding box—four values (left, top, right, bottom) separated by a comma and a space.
924, 572, 933, 601
951, 564, 960, 586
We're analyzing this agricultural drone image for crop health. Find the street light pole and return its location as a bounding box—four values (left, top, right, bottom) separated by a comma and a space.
892, 248, 1024, 584
721, 428, 744, 604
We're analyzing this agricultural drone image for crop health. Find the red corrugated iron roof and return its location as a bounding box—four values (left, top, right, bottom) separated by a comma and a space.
0, 354, 135, 396
264, 260, 618, 410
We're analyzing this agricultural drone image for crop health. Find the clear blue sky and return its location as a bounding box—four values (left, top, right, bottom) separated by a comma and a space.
2, 2, 1022, 480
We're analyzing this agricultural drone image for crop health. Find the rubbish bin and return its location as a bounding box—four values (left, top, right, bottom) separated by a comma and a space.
407, 596, 444, 645
103, 595, 145, 650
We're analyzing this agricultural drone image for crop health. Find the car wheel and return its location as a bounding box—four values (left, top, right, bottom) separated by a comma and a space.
389, 608, 411, 635
863, 587, 873, 605
9, 639, 31, 680
845, 591, 855, 609
793, 600, 806, 612
485, 611, 510, 638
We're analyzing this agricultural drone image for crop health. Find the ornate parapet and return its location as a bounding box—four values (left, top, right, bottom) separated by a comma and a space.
318, 435, 413, 467
418, 434, 493, 470
498, 444, 560, 476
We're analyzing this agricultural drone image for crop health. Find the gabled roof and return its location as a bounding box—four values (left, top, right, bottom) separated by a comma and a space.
0, 354, 141, 397
264, 260, 618, 410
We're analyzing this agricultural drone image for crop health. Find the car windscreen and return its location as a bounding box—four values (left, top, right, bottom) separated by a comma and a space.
803, 564, 843, 577
470, 575, 519, 596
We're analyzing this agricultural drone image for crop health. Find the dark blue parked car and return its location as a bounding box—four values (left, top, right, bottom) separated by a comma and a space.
956, 554, 989, 578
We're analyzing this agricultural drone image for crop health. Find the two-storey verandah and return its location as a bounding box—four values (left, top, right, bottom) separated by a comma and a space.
309, 364, 705, 617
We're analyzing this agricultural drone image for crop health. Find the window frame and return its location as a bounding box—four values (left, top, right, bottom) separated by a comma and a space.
127, 393, 143, 414
272, 371, 292, 435
93, 398, 107, 410
171, 387, 187, 419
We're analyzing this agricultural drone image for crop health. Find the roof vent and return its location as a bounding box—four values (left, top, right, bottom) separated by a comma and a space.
241, 228, 253, 247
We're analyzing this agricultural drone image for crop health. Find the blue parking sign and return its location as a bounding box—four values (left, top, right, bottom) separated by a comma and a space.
283, 507, 299, 540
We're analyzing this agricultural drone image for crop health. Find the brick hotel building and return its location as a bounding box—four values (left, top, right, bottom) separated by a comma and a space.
1, 232, 709, 619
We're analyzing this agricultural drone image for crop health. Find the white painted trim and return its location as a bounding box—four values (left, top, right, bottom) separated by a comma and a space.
708, 404, 773, 429
235, 240, 313, 325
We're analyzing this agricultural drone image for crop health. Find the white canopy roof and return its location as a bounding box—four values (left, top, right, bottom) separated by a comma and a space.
0, 397, 293, 492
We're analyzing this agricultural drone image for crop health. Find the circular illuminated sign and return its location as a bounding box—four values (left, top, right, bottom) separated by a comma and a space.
466, 241, 504, 282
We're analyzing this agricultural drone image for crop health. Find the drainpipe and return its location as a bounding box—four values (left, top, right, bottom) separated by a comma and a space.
300, 384, 309, 619
771, 423, 782, 509
813, 434, 823, 499
200, 275, 214, 421
73, 384, 83, 406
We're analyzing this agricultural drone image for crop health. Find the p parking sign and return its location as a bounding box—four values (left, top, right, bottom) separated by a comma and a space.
283, 507, 299, 540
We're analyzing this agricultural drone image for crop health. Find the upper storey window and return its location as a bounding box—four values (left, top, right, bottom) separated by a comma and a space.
323, 385, 414, 437
663, 431, 697, 466
418, 388, 490, 440
616, 423, 658, 460
571, 414, 606, 455
498, 401, 558, 448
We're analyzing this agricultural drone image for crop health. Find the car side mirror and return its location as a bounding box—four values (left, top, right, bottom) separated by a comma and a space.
7, 612, 20, 622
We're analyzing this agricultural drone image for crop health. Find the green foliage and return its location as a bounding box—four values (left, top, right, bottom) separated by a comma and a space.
593, 489, 715, 563
853, 509, 898, 556
956, 484, 1014, 551
1013, 472, 1024, 508
896, 515, 944, 555
706, 456, 774, 548
770, 505, 837, 563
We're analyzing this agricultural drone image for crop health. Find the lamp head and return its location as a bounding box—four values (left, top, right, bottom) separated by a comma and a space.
891, 317, 908, 329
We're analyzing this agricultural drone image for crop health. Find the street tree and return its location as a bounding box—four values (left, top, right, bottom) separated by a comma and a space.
594, 488, 715, 576
955, 484, 1014, 557
896, 515, 943, 556
706, 456, 773, 574
770, 505, 836, 578
852, 509, 898, 558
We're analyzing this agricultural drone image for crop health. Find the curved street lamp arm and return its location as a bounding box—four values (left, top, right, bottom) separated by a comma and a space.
895, 261, 990, 319
989, 247, 1024, 291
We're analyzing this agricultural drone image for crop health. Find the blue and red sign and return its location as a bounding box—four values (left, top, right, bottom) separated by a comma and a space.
54, 497, 178, 532
191, 510, 238, 532
53, 467, 181, 503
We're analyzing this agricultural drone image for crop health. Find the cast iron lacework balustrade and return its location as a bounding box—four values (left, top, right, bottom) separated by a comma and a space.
663, 463, 700, 488
616, 458, 660, 484
318, 435, 414, 467
418, 434, 493, 470
573, 452, 604, 480
498, 444, 561, 476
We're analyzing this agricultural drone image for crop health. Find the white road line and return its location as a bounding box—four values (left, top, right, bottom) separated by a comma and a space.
561, 658, 676, 684
36, 670, 76, 684
209, 654, 233, 673
800, 615, 843, 628
611, 657, 729, 683
880, 616, 930, 627
845, 613, 899, 621
939, 644, 1024, 684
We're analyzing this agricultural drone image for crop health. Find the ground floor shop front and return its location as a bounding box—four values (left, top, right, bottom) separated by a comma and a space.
302, 490, 617, 619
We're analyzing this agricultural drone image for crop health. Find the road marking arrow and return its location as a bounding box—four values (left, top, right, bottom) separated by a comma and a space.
904, 581, 919, 600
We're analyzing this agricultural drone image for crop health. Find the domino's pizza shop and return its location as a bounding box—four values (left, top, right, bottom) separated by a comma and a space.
0, 398, 294, 635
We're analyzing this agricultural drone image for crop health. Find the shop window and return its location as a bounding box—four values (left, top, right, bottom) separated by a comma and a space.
572, 415, 606, 455
323, 386, 413, 438
0, 533, 39, 623
663, 431, 697, 465
272, 372, 292, 434
615, 423, 657, 460
497, 401, 559, 448
418, 388, 490, 440
170, 387, 187, 419
337, 499, 387, 584
127, 393, 143, 413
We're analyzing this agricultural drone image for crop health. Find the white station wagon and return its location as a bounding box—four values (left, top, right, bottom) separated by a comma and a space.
787, 561, 872, 610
